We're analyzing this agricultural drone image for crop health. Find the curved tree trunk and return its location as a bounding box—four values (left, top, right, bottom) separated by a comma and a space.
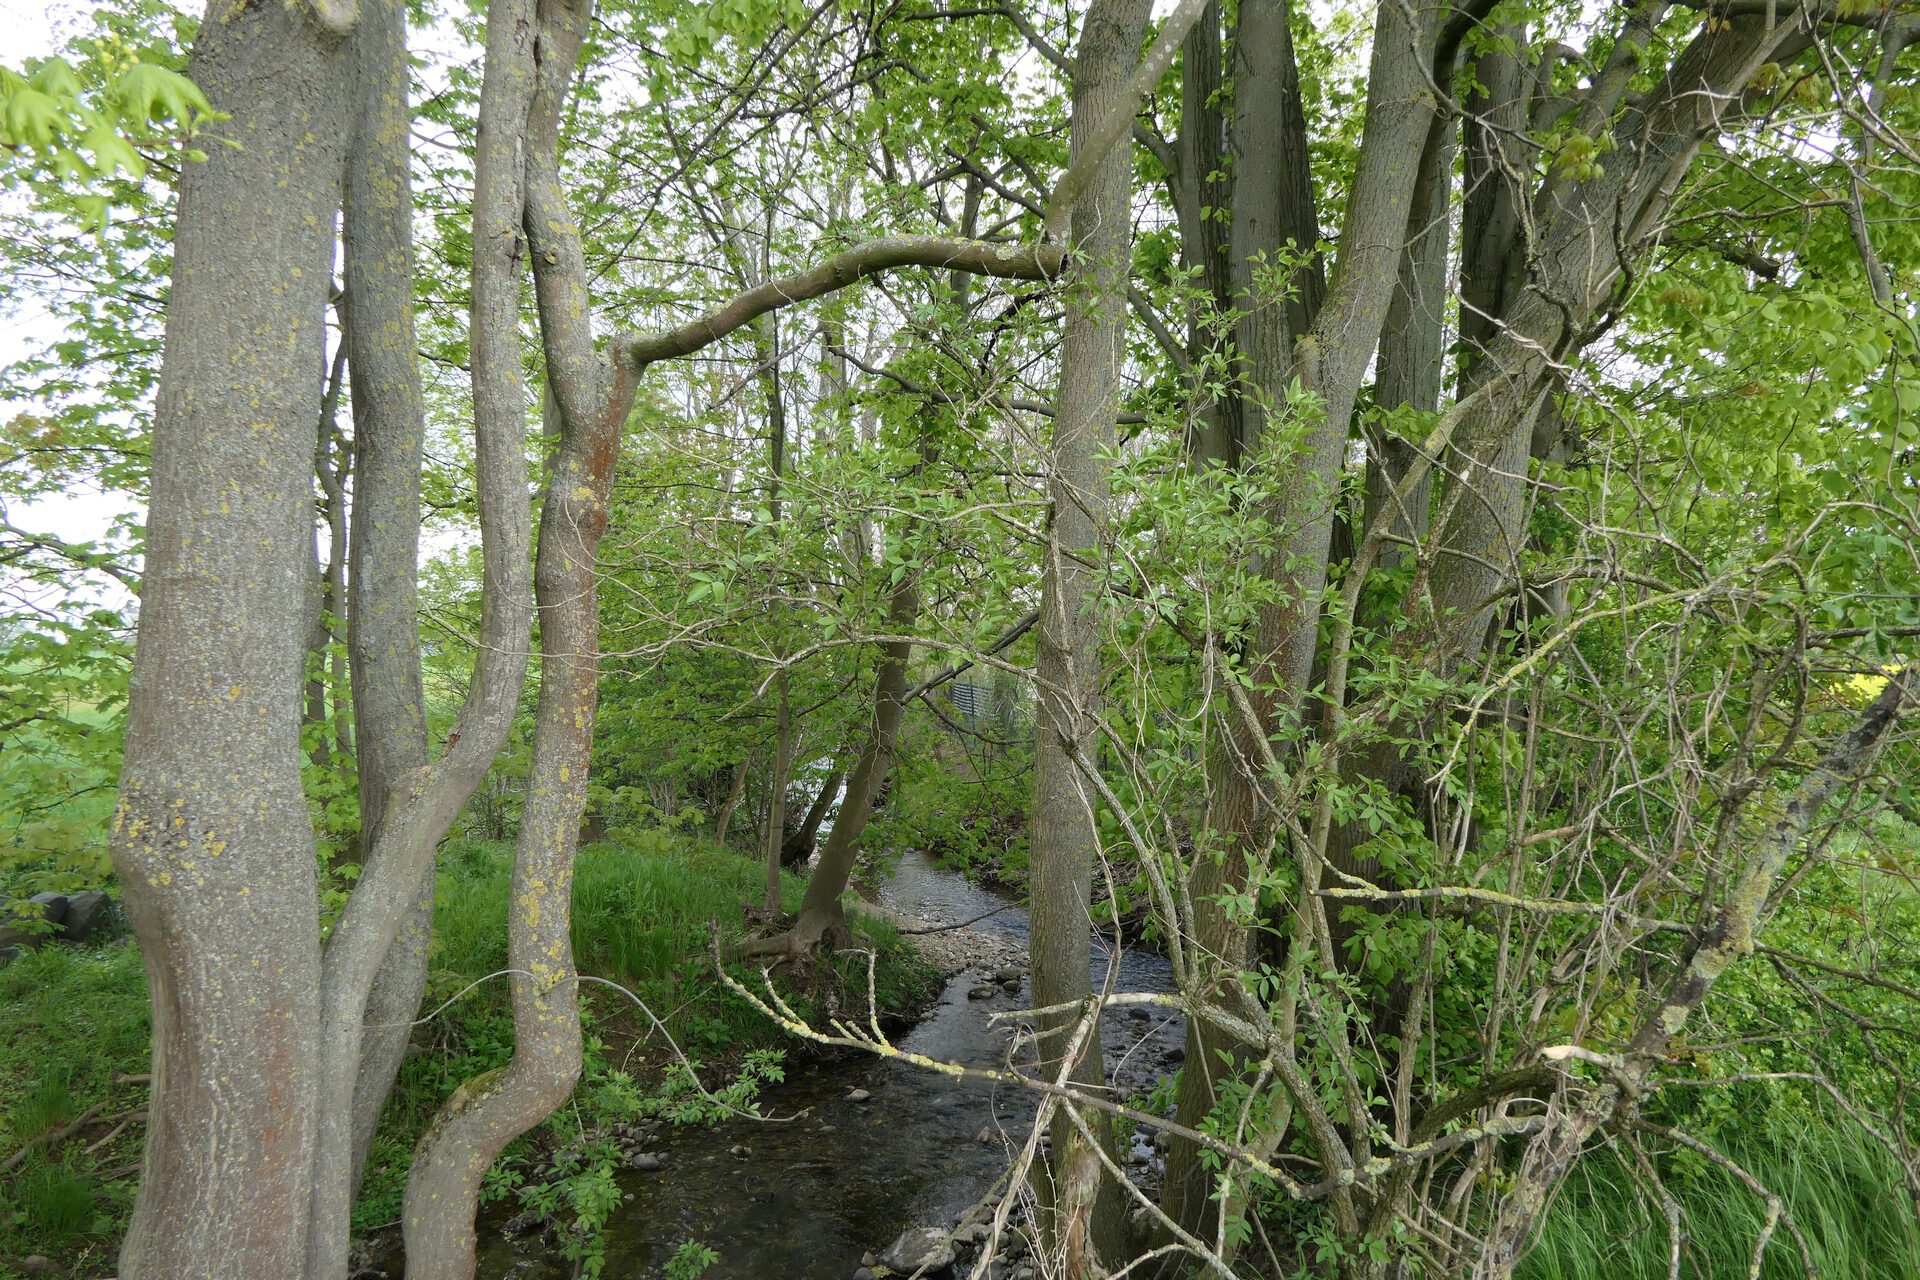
109, 7, 350, 1276
338, 0, 436, 1204
401, 4, 635, 1269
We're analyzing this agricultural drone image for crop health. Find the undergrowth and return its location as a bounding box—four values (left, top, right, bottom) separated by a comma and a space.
0, 831, 938, 1277
1522, 1103, 1920, 1280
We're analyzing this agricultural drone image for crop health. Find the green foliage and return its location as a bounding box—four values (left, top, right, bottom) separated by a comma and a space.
1523, 1106, 1920, 1279
0, 944, 149, 1268
665, 1238, 721, 1280
870, 710, 1034, 882
0, 27, 214, 199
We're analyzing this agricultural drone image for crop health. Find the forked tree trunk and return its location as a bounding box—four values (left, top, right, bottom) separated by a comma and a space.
781, 769, 843, 866
401, 3, 635, 1268
1161, 0, 1436, 1245
1027, 1, 1150, 1272
109, 6, 350, 1276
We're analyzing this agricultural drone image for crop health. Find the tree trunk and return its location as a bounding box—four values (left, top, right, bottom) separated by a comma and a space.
305, 340, 349, 770
715, 755, 751, 848
758, 572, 918, 954
1027, 1, 1151, 1272
764, 675, 792, 913
782, 769, 843, 866
1161, 0, 1438, 1246
109, 6, 350, 1276
402, 4, 635, 1268
339, 0, 435, 1204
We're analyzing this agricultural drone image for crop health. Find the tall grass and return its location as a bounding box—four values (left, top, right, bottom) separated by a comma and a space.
1523, 1107, 1920, 1280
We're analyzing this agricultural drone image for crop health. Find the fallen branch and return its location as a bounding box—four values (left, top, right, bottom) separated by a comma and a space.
1, 1102, 105, 1173
896, 903, 1018, 934
82, 1109, 148, 1157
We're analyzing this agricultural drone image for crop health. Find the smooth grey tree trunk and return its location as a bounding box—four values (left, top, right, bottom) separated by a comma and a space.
402, 4, 634, 1268
340, 0, 435, 1204
1027, 1, 1151, 1272
1161, 0, 1437, 1245
109, 5, 350, 1276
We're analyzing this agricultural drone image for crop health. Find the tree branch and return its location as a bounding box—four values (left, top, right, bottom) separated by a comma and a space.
614, 237, 1063, 370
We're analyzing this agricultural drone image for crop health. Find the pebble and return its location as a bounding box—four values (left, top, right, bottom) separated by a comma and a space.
861, 1251, 879, 1268
853, 1270, 876, 1280
992, 966, 1024, 983
847, 1088, 871, 1103
728, 1144, 751, 1161
628, 1151, 663, 1172
968, 984, 996, 999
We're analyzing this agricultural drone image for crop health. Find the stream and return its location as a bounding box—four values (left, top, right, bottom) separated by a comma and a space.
474, 850, 1184, 1278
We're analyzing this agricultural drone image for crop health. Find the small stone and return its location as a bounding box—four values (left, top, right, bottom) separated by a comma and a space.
976, 1127, 996, 1144
880, 1226, 957, 1274
999, 979, 1020, 996
861, 1251, 879, 1269
854, 1270, 876, 1280
628, 1151, 663, 1172
968, 984, 995, 1000
729, 1144, 751, 1160
992, 966, 1023, 983
847, 1088, 871, 1103
1164, 1046, 1184, 1063
1127, 1148, 1150, 1166
1129, 1008, 1151, 1022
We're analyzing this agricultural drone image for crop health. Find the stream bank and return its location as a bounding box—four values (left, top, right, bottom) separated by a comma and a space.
472, 849, 1185, 1278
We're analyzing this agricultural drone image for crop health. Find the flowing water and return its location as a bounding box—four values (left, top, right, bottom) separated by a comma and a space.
474, 851, 1183, 1278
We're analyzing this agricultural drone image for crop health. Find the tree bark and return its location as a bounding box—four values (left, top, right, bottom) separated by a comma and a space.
401, 6, 635, 1269
1028, 1, 1151, 1272
109, 6, 350, 1276
714, 755, 752, 847
782, 769, 843, 866
338, 0, 436, 1207
1162, 0, 1440, 1244
758, 566, 919, 954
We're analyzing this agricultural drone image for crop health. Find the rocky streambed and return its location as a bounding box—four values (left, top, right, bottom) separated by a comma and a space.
472, 850, 1185, 1279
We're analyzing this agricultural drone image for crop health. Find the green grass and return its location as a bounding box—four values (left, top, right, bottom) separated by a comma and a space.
0, 942, 148, 1270
0, 831, 940, 1267
1522, 1106, 1920, 1280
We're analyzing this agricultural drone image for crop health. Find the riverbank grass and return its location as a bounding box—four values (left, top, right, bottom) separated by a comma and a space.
0, 832, 939, 1276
